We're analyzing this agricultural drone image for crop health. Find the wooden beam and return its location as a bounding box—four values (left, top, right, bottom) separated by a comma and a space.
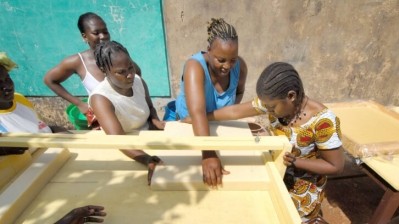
0, 148, 70, 224
0, 133, 291, 152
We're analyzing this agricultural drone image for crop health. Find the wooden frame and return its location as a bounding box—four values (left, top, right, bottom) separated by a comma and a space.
0, 122, 301, 223
326, 100, 399, 224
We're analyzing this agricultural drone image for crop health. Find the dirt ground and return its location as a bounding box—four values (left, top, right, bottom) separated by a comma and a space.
321, 153, 399, 224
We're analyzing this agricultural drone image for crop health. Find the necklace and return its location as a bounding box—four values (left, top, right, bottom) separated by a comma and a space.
279, 96, 309, 126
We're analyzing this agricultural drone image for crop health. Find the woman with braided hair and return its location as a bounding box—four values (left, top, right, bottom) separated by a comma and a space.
44, 12, 141, 129
172, 18, 248, 188
89, 41, 164, 185
196, 62, 344, 222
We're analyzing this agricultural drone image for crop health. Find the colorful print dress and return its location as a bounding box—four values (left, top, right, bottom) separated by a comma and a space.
252, 97, 342, 221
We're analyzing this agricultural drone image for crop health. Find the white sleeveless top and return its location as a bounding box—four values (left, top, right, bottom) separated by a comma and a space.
78, 53, 101, 94
89, 75, 150, 132
0, 93, 52, 133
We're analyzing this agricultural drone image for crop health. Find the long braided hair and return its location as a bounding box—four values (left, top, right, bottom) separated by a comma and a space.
256, 62, 305, 104
207, 18, 238, 46
94, 40, 130, 75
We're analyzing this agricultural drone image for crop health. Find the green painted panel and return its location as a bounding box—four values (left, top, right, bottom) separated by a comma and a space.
0, 0, 170, 97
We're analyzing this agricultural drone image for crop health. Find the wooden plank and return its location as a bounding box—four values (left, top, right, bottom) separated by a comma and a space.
0, 152, 32, 192
14, 148, 301, 224
151, 150, 271, 191
151, 121, 287, 191
0, 148, 70, 224
362, 155, 399, 191
263, 152, 302, 224
0, 133, 290, 151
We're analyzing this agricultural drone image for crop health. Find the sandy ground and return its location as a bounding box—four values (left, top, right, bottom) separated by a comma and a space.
321, 153, 399, 224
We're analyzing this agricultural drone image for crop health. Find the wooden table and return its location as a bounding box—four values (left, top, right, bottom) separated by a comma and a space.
0, 121, 300, 224
326, 101, 399, 224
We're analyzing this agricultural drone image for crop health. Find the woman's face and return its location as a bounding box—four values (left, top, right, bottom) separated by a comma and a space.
0, 66, 15, 104
106, 51, 136, 91
207, 38, 238, 77
82, 17, 110, 50
259, 94, 296, 119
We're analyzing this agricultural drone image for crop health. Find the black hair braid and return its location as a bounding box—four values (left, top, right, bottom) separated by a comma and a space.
207, 18, 238, 45
256, 62, 305, 102
94, 41, 130, 74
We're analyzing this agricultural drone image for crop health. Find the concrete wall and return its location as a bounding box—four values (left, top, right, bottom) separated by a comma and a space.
163, 0, 399, 105
34, 0, 399, 128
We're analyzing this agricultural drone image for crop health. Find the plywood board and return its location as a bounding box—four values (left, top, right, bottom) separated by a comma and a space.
326, 101, 399, 157
0, 152, 32, 191
326, 100, 399, 190
0, 133, 290, 152
362, 155, 399, 190
151, 150, 271, 191
151, 121, 275, 191
0, 148, 70, 224
14, 148, 300, 224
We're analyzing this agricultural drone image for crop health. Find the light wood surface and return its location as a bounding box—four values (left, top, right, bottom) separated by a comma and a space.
14, 148, 300, 224
0, 152, 32, 191
326, 100, 399, 157
151, 121, 269, 191
0, 133, 290, 152
326, 100, 399, 190
362, 155, 399, 190
2, 121, 300, 223
0, 148, 70, 224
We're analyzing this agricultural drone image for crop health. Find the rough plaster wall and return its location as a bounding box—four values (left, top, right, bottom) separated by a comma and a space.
32, 0, 399, 128
163, 0, 399, 105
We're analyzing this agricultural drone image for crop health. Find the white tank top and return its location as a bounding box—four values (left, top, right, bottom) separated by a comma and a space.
78, 53, 102, 94
89, 75, 150, 132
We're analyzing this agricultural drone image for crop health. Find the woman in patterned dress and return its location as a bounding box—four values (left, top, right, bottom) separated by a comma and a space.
201, 62, 345, 222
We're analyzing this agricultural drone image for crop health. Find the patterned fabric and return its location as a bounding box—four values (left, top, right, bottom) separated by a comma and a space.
252, 97, 342, 221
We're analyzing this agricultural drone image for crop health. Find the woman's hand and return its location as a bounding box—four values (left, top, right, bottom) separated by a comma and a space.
283, 152, 297, 167
76, 101, 89, 114
150, 119, 166, 130
201, 152, 230, 188
134, 154, 163, 185
54, 205, 106, 224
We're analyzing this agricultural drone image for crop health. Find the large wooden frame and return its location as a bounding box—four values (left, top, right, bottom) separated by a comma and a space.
326, 100, 399, 224
0, 121, 301, 223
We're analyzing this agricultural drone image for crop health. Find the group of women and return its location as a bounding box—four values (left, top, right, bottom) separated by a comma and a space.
2, 12, 345, 223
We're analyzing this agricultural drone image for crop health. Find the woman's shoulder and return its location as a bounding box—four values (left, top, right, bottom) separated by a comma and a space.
310, 100, 339, 122
57, 53, 83, 70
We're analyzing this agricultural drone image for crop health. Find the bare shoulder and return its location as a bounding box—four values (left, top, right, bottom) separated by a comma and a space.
183, 58, 205, 78
237, 56, 247, 65
308, 98, 327, 114
60, 54, 82, 67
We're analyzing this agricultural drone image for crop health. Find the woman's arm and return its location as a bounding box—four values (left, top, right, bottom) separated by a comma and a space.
284, 146, 345, 175
43, 55, 88, 113
184, 59, 210, 136
209, 101, 260, 121
141, 78, 165, 130
235, 56, 248, 104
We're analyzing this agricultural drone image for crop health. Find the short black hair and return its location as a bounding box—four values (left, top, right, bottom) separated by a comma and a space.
256, 62, 305, 102
77, 12, 104, 33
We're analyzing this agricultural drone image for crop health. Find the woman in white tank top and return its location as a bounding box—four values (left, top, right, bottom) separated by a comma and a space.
44, 12, 111, 115
89, 41, 165, 185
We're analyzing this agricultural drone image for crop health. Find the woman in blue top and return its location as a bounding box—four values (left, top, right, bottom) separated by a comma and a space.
175, 18, 248, 188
